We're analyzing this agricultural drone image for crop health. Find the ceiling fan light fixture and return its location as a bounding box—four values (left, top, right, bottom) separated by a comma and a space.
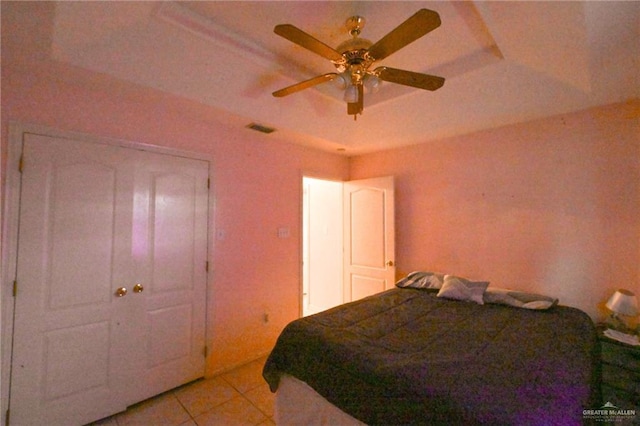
334, 72, 350, 90
364, 74, 381, 93
344, 84, 359, 103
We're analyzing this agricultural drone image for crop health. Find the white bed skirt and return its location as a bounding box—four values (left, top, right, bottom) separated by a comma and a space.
275, 374, 366, 426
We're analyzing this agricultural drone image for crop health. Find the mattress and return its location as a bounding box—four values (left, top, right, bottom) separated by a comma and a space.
263, 287, 601, 425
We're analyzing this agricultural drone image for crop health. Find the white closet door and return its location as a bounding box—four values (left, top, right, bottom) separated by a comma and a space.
9, 133, 208, 425
125, 149, 209, 404
10, 134, 134, 425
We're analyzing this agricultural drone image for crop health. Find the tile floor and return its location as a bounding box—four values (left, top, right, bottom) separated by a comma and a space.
90, 356, 274, 426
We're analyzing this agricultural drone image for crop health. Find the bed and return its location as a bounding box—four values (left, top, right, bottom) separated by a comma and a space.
263, 273, 601, 425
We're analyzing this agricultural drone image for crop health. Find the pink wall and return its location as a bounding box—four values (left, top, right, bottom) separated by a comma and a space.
351, 100, 640, 319
3, 2, 640, 379
1, 3, 350, 374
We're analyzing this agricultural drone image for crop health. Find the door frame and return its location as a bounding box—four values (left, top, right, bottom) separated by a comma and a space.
299, 172, 346, 318
301, 176, 344, 317
1, 122, 214, 421
300, 173, 395, 315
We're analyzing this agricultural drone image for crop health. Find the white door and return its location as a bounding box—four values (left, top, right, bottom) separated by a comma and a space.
343, 176, 395, 302
127, 149, 209, 403
9, 133, 208, 425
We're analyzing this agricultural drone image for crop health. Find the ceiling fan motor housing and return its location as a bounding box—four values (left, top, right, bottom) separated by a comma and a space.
334, 15, 374, 76
334, 38, 373, 74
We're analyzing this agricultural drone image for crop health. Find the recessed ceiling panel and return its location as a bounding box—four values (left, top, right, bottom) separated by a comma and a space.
39, 1, 640, 155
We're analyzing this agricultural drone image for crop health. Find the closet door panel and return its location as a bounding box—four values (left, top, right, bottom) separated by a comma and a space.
148, 304, 193, 367
10, 134, 134, 426
43, 321, 110, 400
49, 162, 116, 308
152, 172, 196, 292
129, 150, 209, 403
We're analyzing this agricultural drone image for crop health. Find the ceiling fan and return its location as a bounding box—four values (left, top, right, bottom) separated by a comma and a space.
272, 9, 445, 119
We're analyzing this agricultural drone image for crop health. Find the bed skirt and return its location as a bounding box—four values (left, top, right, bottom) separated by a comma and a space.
275, 374, 365, 426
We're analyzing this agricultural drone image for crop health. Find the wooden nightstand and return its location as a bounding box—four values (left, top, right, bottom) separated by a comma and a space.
599, 328, 640, 413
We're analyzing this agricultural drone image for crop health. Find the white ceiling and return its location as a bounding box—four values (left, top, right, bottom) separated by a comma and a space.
46, 1, 640, 155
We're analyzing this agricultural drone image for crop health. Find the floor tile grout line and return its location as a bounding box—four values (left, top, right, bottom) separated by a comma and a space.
172, 373, 265, 424
239, 389, 271, 422
220, 374, 260, 395
218, 373, 273, 422
173, 391, 197, 425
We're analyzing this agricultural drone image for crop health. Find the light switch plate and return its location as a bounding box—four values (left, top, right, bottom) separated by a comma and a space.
277, 227, 290, 238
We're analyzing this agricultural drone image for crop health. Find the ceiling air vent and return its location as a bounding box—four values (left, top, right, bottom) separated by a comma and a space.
246, 123, 276, 134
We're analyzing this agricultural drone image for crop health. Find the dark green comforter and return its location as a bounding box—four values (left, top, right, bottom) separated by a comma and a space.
263, 288, 600, 425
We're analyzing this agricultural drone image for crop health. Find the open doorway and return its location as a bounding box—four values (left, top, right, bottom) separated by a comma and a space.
302, 175, 396, 317
302, 177, 344, 316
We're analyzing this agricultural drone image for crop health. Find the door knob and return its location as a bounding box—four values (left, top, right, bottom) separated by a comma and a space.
386, 260, 394, 267
115, 287, 127, 297
133, 283, 144, 293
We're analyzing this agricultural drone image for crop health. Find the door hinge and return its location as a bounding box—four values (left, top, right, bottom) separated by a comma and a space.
207, 178, 210, 189
203, 345, 208, 358
18, 154, 24, 173
205, 261, 209, 272
12, 280, 17, 297
5, 408, 10, 425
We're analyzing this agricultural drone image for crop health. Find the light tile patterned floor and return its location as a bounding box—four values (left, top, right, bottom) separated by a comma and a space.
89, 356, 274, 426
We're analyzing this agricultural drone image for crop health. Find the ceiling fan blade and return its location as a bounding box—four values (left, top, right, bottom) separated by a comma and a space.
274, 24, 344, 62
376, 67, 445, 91
273, 73, 339, 97
367, 9, 441, 61
347, 84, 364, 116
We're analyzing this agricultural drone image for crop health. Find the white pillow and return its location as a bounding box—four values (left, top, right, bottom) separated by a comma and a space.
437, 275, 489, 304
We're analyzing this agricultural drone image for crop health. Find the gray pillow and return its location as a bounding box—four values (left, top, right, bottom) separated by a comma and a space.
395, 271, 444, 289
437, 275, 489, 304
483, 288, 558, 310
